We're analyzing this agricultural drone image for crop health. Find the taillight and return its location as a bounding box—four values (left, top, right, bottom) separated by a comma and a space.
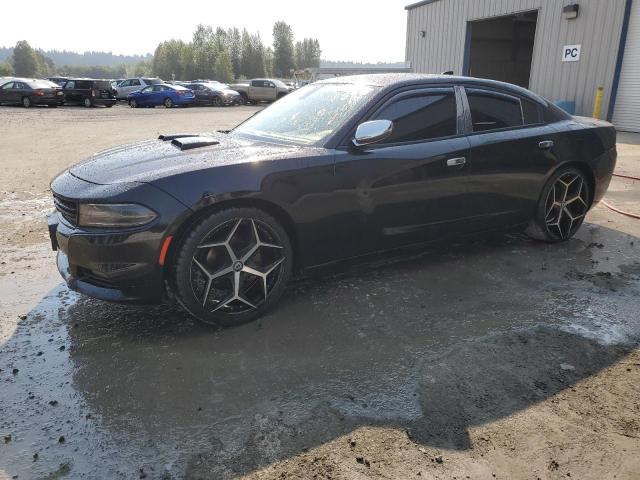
34, 89, 44, 96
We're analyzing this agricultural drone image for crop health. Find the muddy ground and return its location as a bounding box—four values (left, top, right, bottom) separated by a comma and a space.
0, 104, 639, 480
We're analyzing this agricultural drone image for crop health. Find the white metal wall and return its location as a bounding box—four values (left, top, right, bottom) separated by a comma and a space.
405, 0, 628, 117
612, 0, 640, 132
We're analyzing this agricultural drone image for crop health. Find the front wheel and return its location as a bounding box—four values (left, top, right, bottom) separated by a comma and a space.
212, 96, 222, 107
172, 207, 293, 327
526, 167, 591, 242
164, 97, 173, 108
129, 99, 137, 108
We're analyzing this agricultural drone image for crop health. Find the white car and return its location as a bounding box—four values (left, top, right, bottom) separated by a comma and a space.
115, 78, 164, 100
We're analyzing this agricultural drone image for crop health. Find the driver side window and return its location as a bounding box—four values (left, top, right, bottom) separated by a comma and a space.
374, 89, 458, 144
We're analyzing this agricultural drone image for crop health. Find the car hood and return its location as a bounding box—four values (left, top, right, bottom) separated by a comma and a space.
69, 132, 303, 185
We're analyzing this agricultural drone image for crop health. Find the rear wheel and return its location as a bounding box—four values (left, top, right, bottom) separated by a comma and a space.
83, 97, 93, 108
164, 97, 173, 108
526, 167, 590, 242
22, 96, 31, 108
173, 207, 293, 327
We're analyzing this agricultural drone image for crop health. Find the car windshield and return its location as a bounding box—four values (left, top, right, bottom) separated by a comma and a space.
272, 79, 287, 88
144, 78, 163, 85
231, 83, 379, 145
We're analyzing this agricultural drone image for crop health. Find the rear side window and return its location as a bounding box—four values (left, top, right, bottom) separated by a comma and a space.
375, 90, 458, 143
467, 90, 523, 132
76, 81, 91, 89
522, 99, 541, 125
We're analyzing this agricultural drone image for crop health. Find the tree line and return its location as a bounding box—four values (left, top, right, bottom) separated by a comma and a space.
153, 21, 321, 82
1, 22, 320, 81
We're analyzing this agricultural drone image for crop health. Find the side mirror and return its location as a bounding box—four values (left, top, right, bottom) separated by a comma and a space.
353, 120, 393, 147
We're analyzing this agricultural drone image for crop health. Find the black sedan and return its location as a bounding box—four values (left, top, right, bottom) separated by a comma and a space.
186, 82, 242, 106
0, 78, 64, 107
48, 74, 616, 326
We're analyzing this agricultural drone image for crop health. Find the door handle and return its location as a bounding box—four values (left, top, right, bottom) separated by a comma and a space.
446, 157, 466, 168
539, 140, 554, 150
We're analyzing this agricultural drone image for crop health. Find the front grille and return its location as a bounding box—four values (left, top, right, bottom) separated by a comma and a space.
53, 194, 78, 226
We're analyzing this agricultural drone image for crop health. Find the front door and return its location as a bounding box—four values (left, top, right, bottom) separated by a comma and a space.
334, 87, 472, 257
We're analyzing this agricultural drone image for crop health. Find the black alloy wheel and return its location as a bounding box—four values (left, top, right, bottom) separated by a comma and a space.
173, 207, 292, 326
527, 167, 590, 242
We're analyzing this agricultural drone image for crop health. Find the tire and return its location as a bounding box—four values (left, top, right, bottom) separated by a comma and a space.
173, 207, 293, 327
212, 96, 222, 107
129, 99, 137, 108
106, 104, 113, 108
22, 96, 31, 108
164, 97, 173, 108
526, 166, 591, 242
239, 93, 248, 105
83, 97, 93, 108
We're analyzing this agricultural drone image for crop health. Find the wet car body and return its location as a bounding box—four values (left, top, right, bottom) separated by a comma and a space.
48, 74, 616, 306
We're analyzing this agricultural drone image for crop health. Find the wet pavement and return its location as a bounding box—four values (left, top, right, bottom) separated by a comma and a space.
1, 221, 639, 478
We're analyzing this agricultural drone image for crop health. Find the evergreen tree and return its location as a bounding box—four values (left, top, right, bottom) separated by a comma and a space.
272, 21, 295, 77
12, 41, 39, 77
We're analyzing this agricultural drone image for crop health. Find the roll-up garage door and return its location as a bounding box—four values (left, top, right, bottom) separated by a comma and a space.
613, 0, 640, 132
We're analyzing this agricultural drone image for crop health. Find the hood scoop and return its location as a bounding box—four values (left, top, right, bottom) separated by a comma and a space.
158, 134, 221, 151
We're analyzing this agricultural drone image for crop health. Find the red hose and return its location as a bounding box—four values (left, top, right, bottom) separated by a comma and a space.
601, 172, 640, 219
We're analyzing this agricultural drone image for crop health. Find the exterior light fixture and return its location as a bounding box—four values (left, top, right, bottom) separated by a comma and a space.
419, 30, 426, 37
563, 4, 579, 20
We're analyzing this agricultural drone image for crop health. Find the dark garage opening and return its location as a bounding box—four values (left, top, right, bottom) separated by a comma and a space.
465, 10, 538, 88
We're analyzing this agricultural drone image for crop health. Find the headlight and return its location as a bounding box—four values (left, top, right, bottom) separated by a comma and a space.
78, 203, 157, 228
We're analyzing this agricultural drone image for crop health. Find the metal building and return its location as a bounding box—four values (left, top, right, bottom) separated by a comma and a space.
405, 0, 640, 132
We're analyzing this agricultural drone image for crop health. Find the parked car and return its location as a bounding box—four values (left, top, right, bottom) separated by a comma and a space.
0, 78, 64, 107
46, 77, 69, 86
115, 78, 163, 100
48, 74, 616, 327
127, 83, 195, 108
230, 78, 292, 104
185, 82, 241, 106
62, 78, 117, 107
110, 79, 125, 89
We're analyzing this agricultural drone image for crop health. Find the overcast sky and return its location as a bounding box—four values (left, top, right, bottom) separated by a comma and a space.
1, 0, 409, 63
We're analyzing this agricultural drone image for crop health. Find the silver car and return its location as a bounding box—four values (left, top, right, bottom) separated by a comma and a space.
115, 78, 164, 100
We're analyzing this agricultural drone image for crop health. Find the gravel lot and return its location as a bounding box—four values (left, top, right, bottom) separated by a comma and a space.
0, 104, 639, 480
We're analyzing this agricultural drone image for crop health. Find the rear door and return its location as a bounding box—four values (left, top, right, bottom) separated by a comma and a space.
63, 80, 77, 103
264, 80, 277, 101
462, 87, 558, 230
251, 80, 269, 100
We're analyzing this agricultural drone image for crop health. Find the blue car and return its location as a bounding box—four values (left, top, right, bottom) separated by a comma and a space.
127, 84, 195, 108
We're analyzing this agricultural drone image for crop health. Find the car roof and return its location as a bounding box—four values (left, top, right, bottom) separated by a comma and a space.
316, 73, 547, 104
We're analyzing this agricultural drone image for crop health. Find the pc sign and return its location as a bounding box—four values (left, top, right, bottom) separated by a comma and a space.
562, 44, 582, 62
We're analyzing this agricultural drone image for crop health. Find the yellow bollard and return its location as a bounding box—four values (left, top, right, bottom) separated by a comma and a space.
592, 86, 604, 119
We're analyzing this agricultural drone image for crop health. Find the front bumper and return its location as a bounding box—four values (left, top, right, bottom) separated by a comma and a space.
48, 171, 191, 304
48, 212, 166, 303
